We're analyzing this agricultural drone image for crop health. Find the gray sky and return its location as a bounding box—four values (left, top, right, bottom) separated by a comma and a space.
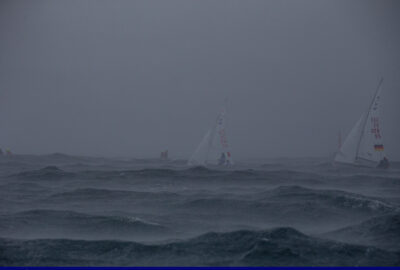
0, 0, 399, 160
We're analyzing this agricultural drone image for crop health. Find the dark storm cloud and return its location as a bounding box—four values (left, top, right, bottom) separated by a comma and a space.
0, 0, 399, 159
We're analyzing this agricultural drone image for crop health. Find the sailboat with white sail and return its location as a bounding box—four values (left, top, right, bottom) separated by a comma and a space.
334, 78, 389, 168
188, 107, 233, 166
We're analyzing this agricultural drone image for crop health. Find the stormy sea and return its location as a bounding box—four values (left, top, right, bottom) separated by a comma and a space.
0, 154, 399, 266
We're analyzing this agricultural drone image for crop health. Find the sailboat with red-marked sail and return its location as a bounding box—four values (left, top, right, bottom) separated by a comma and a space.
334, 78, 389, 168
188, 106, 233, 167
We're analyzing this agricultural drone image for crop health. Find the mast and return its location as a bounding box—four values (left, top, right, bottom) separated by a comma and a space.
355, 78, 383, 160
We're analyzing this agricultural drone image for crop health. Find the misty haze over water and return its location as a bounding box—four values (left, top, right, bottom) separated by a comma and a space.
0, 0, 399, 160
0, 0, 399, 267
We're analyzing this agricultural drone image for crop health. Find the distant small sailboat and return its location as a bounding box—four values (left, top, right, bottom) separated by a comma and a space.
160, 150, 169, 161
334, 78, 389, 168
188, 106, 233, 166
0, 148, 12, 157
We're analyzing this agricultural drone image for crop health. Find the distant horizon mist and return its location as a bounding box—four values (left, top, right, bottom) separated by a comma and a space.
0, 0, 399, 160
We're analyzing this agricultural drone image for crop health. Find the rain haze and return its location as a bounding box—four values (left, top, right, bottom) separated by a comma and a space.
1, 1, 400, 267
0, 0, 399, 159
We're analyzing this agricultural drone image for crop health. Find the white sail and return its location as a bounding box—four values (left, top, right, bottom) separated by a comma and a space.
334, 114, 365, 164
334, 79, 386, 167
208, 109, 234, 165
188, 130, 212, 166
188, 108, 233, 166
356, 80, 385, 165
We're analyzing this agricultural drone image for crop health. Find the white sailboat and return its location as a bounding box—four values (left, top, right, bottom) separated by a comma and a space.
334, 78, 389, 168
188, 107, 233, 166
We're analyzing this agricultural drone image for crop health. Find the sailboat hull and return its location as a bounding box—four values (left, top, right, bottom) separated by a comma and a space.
333, 159, 383, 169
355, 157, 379, 168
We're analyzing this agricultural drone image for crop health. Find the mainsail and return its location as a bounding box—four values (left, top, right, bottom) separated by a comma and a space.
188, 108, 233, 166
188, 130, 212, 166
334, 78, 387, 167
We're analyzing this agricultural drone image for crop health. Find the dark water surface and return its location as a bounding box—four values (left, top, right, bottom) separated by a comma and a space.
0, 154, 399, 266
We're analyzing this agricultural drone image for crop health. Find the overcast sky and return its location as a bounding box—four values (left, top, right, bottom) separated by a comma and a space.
0, 0, 399, 160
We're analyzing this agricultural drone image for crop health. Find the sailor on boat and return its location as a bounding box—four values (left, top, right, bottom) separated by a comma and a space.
377, 157, 390, 169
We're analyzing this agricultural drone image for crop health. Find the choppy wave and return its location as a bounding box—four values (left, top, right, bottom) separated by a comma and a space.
262, 186, 396, 212
178, 186, 396, 224
26, 184, 399, 236
8, 165, 323, 183
15, 164, 399, 188
0, 209, 170, 241
323, 213, 400, 251
0, 227, 398, 266
0, 182, 45, 192
1, 155, 400, 266
45, 188, 182, 203
11, 166, 75, 180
